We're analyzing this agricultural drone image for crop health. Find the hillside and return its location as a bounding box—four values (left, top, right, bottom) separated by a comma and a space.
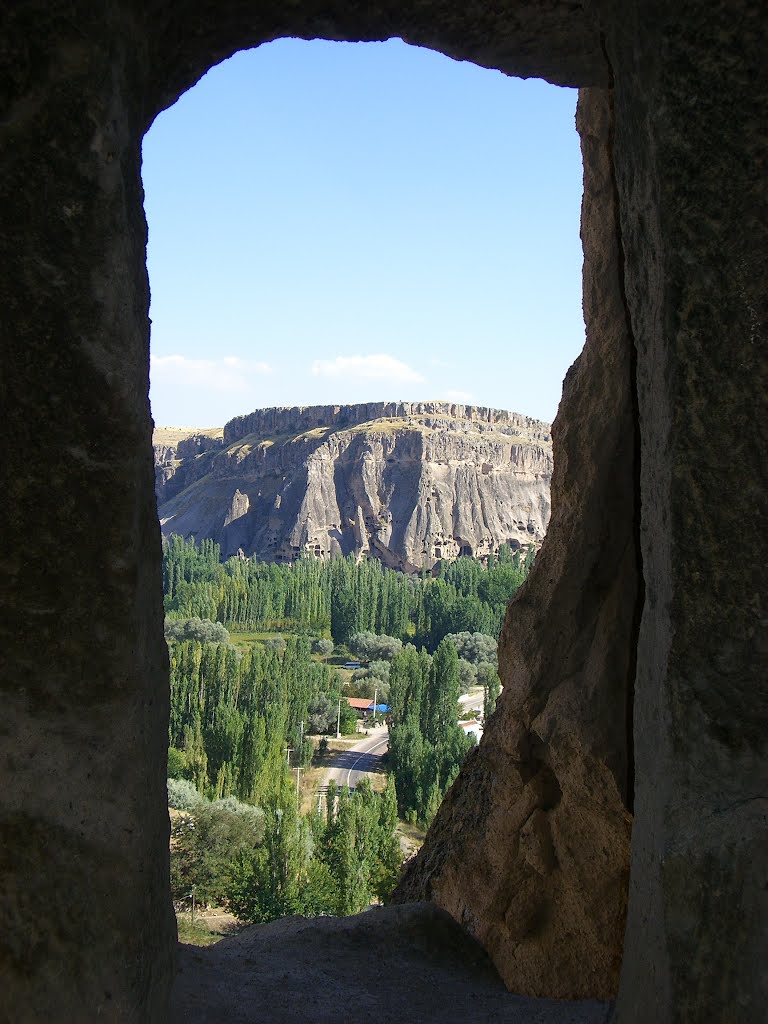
154, 401, 552, 571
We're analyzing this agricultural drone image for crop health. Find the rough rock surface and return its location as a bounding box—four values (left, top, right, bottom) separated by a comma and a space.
602, 5, 768, 1020
155, 402, 552, 571
154, 428, 224, 493
1, 7, 177, 1022
392, 88, 638, 1001
170, 904, 611, 1024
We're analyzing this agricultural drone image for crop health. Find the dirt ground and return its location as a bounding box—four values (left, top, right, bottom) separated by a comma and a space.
171, 903, 612, 1024
175, 908, 242, 946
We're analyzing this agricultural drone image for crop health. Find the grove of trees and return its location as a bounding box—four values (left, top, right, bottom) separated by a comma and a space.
167, 630, 357, 802
162, 535, 532, 923
170, 777, 401, 921
387, 638, 476, 824
163, 535, 533, 650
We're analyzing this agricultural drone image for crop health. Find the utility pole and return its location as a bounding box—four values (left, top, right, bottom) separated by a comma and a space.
373, 686, 378, 726
336, 698, 341, 739
284, 745, 293, 766
294, 720, 304, 807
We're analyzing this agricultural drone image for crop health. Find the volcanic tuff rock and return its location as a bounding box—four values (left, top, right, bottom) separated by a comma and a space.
171, 903, 610, 1024
154, 401, 552, 571
393, 91, 636, 999
154, 428, 225, 495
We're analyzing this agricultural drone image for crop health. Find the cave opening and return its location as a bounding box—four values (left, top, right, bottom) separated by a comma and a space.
143, 37, 593, 955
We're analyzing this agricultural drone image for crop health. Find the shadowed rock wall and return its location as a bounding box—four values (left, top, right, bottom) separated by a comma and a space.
0, 5, 604, 1020
393, 86, 639, 1000
0, 6, 176, 1022
1, 1, 765, 1022
597, 4, 768, 1020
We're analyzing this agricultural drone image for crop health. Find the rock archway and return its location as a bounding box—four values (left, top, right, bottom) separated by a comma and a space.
1, 3, 765, 1022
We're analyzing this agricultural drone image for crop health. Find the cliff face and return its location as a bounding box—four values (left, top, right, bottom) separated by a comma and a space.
154, 428, 224, 497
154, 402, 552, 570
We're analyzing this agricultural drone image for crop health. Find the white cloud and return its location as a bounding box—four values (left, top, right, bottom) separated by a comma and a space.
151, 354, 271, 394
310, 353, 424, 383
442, 389, 475, 403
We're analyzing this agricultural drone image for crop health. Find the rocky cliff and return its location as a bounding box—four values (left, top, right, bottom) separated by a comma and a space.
154, 402, 552, 571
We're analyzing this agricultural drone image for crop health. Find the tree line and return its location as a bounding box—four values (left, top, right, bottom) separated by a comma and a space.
166, 628, 401, 924
163, 534, 533, 649
166, 622, 489, 828
167, 632, 357, 802
163, 536, 532, 922
170, 775, 401, 922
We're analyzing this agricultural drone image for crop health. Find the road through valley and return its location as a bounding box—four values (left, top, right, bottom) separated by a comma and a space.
322, 727, 389, 791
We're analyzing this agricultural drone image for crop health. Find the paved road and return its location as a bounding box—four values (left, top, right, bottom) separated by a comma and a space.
459, 686, 485, 717
322, 727, 389, 791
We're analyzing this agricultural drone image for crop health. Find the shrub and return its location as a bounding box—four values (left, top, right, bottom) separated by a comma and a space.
312, 638, 334, 658
171, 801, 265, 906
348, 631, 403, 662
307, 693, 337, 735
367, 659, 391, 681
165, 616, 230, 645
211, 798, 265, 836
264, 636, 287, 654
444, 631, 497, 666
168, 777, 205, 811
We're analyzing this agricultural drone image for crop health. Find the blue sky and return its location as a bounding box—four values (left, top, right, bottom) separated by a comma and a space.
143, 38, 584, 428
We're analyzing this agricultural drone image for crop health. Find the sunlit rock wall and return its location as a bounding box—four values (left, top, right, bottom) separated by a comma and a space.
156, 405, 553, 570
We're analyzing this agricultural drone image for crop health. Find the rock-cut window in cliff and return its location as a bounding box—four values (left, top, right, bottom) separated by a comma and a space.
142, 37, 586, 941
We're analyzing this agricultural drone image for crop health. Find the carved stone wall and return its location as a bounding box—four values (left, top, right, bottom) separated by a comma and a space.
598, 4, 768, 1019
0, 7, 176, 1021
0, 2, 765, 1022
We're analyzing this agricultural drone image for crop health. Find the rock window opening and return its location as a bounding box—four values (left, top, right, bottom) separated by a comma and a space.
143, 31, 603, 993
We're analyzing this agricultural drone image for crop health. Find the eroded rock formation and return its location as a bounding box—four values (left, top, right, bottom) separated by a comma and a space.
393, 88, 638, 1000
153, 428, 224, 494
154, 402, 552, 571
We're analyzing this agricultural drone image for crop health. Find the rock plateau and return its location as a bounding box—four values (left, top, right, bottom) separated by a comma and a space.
154, 401, 552, 571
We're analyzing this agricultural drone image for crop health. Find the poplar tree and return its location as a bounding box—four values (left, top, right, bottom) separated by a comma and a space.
424, 638, 460, 745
